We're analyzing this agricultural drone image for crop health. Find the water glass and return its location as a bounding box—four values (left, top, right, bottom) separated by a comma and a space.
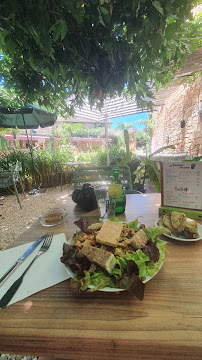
94, 185, 108, 218
106, 197, 116, 219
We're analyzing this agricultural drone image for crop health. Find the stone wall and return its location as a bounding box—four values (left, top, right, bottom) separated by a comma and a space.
152, 75, 202, 156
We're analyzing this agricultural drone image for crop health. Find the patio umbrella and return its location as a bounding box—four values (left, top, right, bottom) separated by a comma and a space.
63, 96, 148, 165
0, 104, 57, 191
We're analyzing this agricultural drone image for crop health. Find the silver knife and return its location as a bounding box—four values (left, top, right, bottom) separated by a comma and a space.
0, 234, 47, 286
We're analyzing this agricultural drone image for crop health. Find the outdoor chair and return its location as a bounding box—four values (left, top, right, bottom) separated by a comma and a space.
74, 165, 136, 193
0, 162, 26, 208
54, 161, 74, 191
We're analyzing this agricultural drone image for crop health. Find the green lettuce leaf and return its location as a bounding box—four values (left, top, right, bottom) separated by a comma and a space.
109, 217, 139, 231
126, 219, 139, 231
145, 226, 169, 242
81, 270, 116, 291
125, 250, 150, 278
109, 217, 120, 222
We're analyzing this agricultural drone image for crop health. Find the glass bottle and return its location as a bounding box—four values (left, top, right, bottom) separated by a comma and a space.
112, 167, 126, 214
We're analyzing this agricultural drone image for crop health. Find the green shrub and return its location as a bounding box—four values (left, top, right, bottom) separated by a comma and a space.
0, 146, 76, 188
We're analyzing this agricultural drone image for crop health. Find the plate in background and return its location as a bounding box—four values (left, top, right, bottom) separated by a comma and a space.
155, 218, 202, 241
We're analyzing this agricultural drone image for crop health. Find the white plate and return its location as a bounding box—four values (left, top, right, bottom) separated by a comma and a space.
155, 218, 202, 242
64, 237, 164, 292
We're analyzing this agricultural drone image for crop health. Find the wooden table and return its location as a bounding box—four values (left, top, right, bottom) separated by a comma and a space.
61, 161, 91, 172
61, 161, 91, 166
0, 194, 202, 359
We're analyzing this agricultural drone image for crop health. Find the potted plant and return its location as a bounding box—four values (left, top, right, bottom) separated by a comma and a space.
124, 129, 175, 192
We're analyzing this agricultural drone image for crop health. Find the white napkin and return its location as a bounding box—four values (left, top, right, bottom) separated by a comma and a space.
0, 233, 70, 307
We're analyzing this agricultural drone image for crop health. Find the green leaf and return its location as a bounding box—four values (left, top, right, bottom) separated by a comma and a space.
60, 20, 67, 40
109, 217, 120, 222
50, 48, 55, 61
135, 1, 140, 17
151, 33, 162, 54
150, 145, 176, 157
129, 159, 142, 173
99, 13, 105, 27
0, 0, 199, 113
152, 1, 164, 16
52, 25, 61, 42
127, 219, 139, 231
165, 23, 177, 41
52, 70, 58, 83
6, 40, 16, 55
100, 6, 109, 15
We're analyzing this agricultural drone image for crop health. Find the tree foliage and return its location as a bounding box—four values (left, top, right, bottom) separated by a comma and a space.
134, 117, 155, 153
53, 122, 83, 144
0, 0, 201, 114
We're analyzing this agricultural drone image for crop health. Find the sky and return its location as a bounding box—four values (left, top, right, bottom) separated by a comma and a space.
110, 112, 148, 130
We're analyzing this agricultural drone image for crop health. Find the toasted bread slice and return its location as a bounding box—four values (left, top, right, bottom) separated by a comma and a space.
87, 223, 102, 233
162, 214, 172, 230
96, 221, 123, 247
156, 216, 171, 235
171, 211, 186, 233
162, 214, 178, 236
184, 218, 199, 237
129, 229, 148, 250
157, 216, 164, 227
182, 229, 199, 239
80, 244, 116, 273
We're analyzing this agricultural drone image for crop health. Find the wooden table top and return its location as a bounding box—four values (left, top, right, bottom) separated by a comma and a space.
61, 161, 91, 166
0, 193, 202, 360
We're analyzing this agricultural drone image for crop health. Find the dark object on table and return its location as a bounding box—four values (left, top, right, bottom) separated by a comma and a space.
72, 183, 98, 212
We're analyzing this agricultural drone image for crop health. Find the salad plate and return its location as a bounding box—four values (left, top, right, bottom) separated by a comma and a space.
155, 218, 202, 242
64, 236, 164, 292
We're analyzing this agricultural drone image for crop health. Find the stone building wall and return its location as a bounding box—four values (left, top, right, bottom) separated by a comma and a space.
152, 75, 202, 156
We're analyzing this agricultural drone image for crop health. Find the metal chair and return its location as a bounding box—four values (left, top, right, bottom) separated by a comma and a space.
54, 161, 73, 191
0, 162, 26, 208
54, 161, 63, 191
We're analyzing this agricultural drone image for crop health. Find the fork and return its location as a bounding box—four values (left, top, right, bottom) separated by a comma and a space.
0, 232, 53, 309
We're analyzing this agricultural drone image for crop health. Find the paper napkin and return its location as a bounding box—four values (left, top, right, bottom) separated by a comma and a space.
0, 233, 70, 308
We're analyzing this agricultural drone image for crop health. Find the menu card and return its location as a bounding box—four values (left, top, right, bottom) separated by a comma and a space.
161, 162, 202, 210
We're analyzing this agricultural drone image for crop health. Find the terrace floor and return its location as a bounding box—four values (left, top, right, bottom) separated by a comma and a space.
0, 184, 74, 250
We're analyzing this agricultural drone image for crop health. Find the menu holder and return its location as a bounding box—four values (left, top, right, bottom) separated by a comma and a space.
159, 161, 202, 220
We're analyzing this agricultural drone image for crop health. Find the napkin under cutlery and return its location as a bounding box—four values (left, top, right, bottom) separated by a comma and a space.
0, 233, 70, 308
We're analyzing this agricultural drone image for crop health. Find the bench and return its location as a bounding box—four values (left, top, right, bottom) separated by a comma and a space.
74, 165, 136, 193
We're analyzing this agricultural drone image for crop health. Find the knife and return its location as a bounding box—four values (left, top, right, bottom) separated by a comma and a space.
0, 234, 47, 286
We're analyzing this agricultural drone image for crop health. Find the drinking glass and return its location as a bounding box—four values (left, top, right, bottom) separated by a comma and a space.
106, 197, 116, 219
94, 185, 108, 218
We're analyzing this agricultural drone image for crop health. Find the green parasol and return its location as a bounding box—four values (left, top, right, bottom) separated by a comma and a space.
0, 104, 57, 191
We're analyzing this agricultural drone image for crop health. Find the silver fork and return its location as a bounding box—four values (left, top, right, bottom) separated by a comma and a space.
0, 232, 53, 309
